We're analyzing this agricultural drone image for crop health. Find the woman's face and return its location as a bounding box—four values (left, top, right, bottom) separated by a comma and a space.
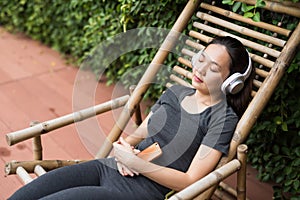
192, 44, 231, 96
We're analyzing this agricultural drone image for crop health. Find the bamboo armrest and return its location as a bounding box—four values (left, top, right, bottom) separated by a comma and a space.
169, 144, 248, 200
5, 160, 87, 175
5, 95, 129, 146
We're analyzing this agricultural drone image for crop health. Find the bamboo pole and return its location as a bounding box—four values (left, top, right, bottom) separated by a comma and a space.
33, 136, 42, 160
214, 188, 235, 200
16, 167, 33, 184
251, 54, 274, 69
255, 68, 269, 78
185, 39, 205, 51
200, 3, 291, 37
235, 0, 300, 18
198, 21, 300, 200
270, 0, 300, 8
219, 182, 237, 199
217, 182, 251, 200
253, 79, 263, 88
177, 57, 192, 68
237, 144, 248, 200
5, 160, 86, 175
173, 66, 193, 79
169, 74, 192, 88
181, 48, 195, 58
165, 82, 173, 88
30, 121, 43, 160
6, 95, 129, 146
129, 85, 142, 126
95, 0, 203, 158
189, 30, 211, 44
196, 11, 286, 47
169, 159, 241, 200
192, 22, 281, 58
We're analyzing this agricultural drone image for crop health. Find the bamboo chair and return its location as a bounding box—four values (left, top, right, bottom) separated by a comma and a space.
4, 0, 300, 199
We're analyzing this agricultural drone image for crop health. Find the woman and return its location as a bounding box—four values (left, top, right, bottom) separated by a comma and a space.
9, 36, 254, 200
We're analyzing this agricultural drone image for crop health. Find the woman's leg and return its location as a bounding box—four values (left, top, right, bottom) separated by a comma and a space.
8, 160, 104, 200
40, 186, 130, 200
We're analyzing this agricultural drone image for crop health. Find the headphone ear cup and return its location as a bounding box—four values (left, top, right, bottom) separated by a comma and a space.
221, 73, 244, 94
228, 78, 244, 94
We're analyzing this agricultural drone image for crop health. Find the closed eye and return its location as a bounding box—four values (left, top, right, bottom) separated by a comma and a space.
210, 64, 221, 72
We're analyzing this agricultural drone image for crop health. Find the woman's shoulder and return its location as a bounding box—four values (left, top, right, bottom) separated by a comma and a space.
167, 85, 195, 96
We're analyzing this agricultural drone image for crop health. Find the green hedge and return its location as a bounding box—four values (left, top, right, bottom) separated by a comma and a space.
0, 0, 299, 199
247, 54, 300, 199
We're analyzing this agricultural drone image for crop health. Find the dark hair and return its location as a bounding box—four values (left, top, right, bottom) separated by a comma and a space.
209, 36, 255, 118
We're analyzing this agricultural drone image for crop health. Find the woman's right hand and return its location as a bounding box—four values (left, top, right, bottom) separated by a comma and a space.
115, 159, 139, 177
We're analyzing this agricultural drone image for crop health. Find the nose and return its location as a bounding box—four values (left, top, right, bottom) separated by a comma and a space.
192, 51, 209, 76
194, 62, 208, 76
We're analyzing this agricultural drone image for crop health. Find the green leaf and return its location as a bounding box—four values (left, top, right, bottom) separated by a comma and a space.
262, 174, 270, 182
256, 0, 266, 8
291, 197, 300, 200
274, 116, 282, 125
222, 0, 234, 5
253, 12, 261, 22
282, 146, 290, 156
272, 145, 279, 154
284, 167, 293, 175
281, 122, 288, 131
293, 158, 300, 166
242, 4, 254, 12
285, 179, 294, 186
244, 12, 254, 18
276, 175, 284, 183
295, 147, 300, 157
263, 153, 271, 161
232, 2, 242, 12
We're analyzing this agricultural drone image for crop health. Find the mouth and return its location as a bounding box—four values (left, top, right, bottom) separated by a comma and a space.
193, 74, 203, 83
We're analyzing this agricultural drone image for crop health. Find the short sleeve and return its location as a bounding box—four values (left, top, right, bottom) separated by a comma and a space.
150, 85, 192, 113
202, 105, 238, 155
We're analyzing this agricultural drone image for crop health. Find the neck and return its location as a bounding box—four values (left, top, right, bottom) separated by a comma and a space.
194, 90, 224, 106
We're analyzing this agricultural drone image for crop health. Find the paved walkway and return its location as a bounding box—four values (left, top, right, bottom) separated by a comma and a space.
0, 27, 273, 199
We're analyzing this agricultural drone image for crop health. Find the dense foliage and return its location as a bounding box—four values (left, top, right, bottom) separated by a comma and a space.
0, 0, 299, 198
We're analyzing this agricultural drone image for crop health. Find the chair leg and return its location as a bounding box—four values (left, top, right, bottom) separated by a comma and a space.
30, 121, 43, 160
237, 144, 248, 200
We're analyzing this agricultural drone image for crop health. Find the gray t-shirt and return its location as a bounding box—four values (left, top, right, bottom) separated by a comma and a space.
137, 85, 238, 172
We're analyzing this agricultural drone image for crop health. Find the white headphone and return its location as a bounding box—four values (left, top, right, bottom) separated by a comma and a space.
221, 50, 252, 95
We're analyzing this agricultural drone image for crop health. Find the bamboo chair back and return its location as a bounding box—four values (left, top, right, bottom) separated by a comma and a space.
169, 0, 300, 158
4, 0, 300, 199
164, 1, 300, 198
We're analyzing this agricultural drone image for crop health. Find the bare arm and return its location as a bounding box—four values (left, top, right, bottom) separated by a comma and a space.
141, 145, 222, 191
114, 139, 222, 191
124, 112, 152, 146
114, 113, 151, 177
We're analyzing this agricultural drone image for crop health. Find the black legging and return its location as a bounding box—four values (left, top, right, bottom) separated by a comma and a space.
8, 159, 165, 200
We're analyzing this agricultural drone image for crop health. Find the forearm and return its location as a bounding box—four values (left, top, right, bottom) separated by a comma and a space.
129, 157, 196, 191
124, 112, 152, 146
127, 145, 222, 191
124, 134, 144, 147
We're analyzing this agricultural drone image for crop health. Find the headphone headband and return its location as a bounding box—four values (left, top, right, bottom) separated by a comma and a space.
242, 50, 252, 81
